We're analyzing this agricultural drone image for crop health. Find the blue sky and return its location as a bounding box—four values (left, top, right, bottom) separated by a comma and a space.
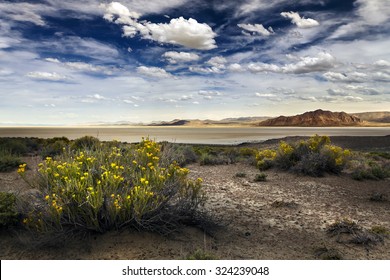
0, 0, 389, 125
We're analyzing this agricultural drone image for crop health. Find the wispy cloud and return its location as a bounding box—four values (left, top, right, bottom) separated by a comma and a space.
26, 71, 69, 82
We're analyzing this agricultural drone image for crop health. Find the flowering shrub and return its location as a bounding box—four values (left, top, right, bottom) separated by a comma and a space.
19, 137, 204, 233
255, 149, 277, 170
255, 135, 351, 176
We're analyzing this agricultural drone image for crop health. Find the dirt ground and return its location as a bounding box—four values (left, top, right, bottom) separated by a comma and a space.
1, 142, 389, 260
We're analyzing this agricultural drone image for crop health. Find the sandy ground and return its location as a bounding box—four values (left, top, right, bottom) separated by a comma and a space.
1, 155, 389, 260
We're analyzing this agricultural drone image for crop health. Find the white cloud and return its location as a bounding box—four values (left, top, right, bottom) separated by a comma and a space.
163, 51, 200, 64
145, 17, 217, 50
26, 71, 68, 81
374, 60, 390, 67
327, 89, 349, 96
323, 71, 368, 83
269, 87, 296, 95
373, 71, 390, 82
179, 95, 193, 101
189, 56, 227, 74
248, 52, 336, 74
255, 93, 277, 97
198, 90, 222, 99
0, 2, 50, 26
356, 0, 390, 25
228, 63, 245, 72
207, 56, 227, 68
281, 11, 320, 29
137, 66, 172, 78
45, 58, 114, 75
330, 0, 390, 39
247, 62, 281, 73
344, 96, 364, 102
103, 2, 141, 22
198, 90, 222, 96
89, 94, 108, 100
237, 23, 274, 36
103, 3, 217, 50
282, 52, 335, 74
344, 85, 381, 96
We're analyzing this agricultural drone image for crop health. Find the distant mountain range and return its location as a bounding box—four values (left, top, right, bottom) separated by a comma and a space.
83, 110, 390, 127
352, 112, 390, 123
258, 109, 362, 127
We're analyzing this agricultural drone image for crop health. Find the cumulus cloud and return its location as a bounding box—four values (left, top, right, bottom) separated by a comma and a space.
137, 66, 172, 78
247, 62, 281, 73
103, 1, 141, 22
228, 63, 245, 72
145, 17, 217, 50
282, 52, 335, 74
374, 60, 390, 67
280, 11, 320, 29
103, 3, 217, 50
189, 56, 227, 74
237, 23, 274, 36
163, 51, 200, 64
26, 71, 68, 81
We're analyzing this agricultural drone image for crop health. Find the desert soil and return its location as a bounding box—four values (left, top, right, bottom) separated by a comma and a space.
1, 143, 389, 260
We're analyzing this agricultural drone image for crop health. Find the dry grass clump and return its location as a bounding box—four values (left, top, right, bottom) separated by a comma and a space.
326, 219, 386, 247
270, 200, 298, 208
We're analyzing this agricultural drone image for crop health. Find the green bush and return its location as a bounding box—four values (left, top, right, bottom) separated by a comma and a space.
19, 138, 204, 234
0, 138, 28, 155
41, 139, 69, 158
351, 161, 390, 181
0, 192, 19, 227
160, 143, 198, 166
186, 249, 218, 260
239, 147, 257, 157
71, 136, 100, 151
199, 152, 228, 165
255, 135, 351, 176
0, 150, 23, 172
254, 173, 267, 182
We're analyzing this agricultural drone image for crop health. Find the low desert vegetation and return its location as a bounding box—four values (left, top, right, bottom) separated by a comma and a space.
186, 249, 218, 260
326, 219, 385, 246
255, 135, 351, 176
254, 173, 267, 182
0, 192, 19, 228
0, 150, 24, 172
17, 137, 205, 236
